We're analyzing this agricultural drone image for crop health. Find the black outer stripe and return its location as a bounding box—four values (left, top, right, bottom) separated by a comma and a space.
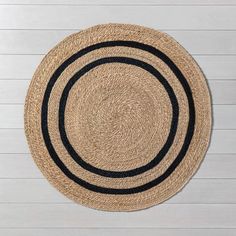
59, 57, 179, 178
41, 40, 195, 194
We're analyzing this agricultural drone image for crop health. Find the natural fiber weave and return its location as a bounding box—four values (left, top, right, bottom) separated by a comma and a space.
24, 24, 212, 211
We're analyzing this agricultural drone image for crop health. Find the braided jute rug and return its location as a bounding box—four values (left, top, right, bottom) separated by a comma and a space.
24, 24, 212, 211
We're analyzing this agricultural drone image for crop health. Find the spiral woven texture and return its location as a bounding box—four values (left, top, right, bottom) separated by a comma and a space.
24, 24, 212, 211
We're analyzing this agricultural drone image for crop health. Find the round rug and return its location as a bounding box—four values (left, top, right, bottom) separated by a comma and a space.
24, 23, 212, 211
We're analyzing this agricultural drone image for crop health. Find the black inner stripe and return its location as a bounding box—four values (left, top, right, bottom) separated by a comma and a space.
41, 40, 195, 194
59, 57, 179, 178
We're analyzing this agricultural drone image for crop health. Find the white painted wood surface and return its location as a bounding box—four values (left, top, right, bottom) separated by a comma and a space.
0, 6, 236, 30
0, 229, 235, 236
0, 80, 235, 104
0, 1, 235, 235
1, 104, 235, 129
1, 154, 235, 179
1, 204, 235, 228
1, 55, 236, 79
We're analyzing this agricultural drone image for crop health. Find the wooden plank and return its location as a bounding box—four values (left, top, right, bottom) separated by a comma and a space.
0, 229, 235, 236
213, 105, 236, 129
208, 130, 236, 153
0, 104, 235, 129
0, 179, 70, 203
197, 56, 236, 77
167, 179, 236, 204
0, 129, 235, 154
0, 79, 235, 104
0, 154, 43, 178
0, 30, 72, 55
0, 55, 39, 79
0, 105, 23, 128
209, 81, 236, 105
1, 154, 235, 179
0, 130, 234, 153
0, 204, 235, 227
0, 179, 235, 203
0, 6, 236, 30
169, 31, 236, 55
1, 30, 236, 55
0, 0, 236, 6
0, 80, 29, 103
195, 154, 236, 178
0, 129, 29, 153
1, 55, 235, 79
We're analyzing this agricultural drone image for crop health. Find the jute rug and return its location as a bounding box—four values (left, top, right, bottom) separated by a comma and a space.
24, 24, 212, 211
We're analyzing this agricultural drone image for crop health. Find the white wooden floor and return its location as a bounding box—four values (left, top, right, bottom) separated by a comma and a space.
0, 0, 236, 235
